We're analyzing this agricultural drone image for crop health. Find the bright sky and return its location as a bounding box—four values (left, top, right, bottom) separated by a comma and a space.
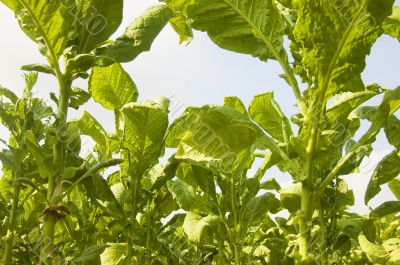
0, 1, 399, 214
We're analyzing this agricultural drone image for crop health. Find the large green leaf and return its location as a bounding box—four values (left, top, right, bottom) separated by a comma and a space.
359, 234, 390, 264
78, 0, 123, 53
249, 92, 292, 143
365, 151, 400, 203
121, 98, 170, 179
164, 0, 287, 62
383, 6, 400, 41
293, 0, 394, 99
166, 105, 260, 172
183, 212, 220, 244
96, 5, 172, 62
89, 63, 138, 110
1, 0, 72, 58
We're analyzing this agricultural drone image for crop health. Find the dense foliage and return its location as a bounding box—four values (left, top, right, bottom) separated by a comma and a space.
0, 0, 399, 264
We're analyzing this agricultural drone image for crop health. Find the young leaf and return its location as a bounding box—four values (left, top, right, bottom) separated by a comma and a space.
365, 151, 400, 204
89, 63, 138, 110
0, 86, 18, 103
21, 64, 55, 75
167, 179, 209, 212
96, 5, 173, 62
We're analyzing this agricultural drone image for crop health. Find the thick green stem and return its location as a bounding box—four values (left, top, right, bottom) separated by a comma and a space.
40, 73, 71, 264
2, 183, 21, 264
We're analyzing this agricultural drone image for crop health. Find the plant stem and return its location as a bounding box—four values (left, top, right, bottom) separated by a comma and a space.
127, 174, 141, 259
40, 73, 71, 265
2, 182, 21, 264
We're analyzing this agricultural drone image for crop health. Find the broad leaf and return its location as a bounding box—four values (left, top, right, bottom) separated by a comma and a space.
183, 212, 220, 244
164, 0, 287, 62
242, 193, 281, 225
78, 0, 123, 53
249, 92, 292, 143
166, 105, 260, 171
365, 151, 400, 204
370, 201, 400, 217
121, 98, 170, 179
359, 234, 390, 264
97, 5, 172, 62
89, 63, 138, 110
167, 179, 209, 212
293, 0, 394, 99
279, 183, 301, 213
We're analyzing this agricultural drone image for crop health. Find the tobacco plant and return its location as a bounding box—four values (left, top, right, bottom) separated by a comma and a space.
0, 0, 399, 265
160, 0, 400, 264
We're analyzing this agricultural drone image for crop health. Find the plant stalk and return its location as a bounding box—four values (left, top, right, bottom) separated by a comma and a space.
2, 182, 21, 264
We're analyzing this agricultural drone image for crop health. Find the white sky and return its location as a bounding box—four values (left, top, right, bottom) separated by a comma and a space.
0, 1, 399, 214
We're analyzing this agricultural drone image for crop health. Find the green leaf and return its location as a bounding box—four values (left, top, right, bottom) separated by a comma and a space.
69, 111, 109, 158
383, 238, 400, 264
293, 0, 394, 99
243, 193, 281, 225
279, 183, 302, 213
384, 116, 400, 150
389, 178, 400, 200
89, 63, 138, 110
121, 98, 170, 179
100, 243, 126, 265
165, 0, 286, 62
166, 105, 260, 171
69, 87, 91, 110
169, 13, 193, 44
2, 0, 72, 58
176, 162, 216, 197
370, 201, 400, 218
167, 179, 209, 212
249, 92, 292, 143
24, 130, 52, 178
365, 151, 400, 204
66, 54, 115, 75
260, 178, 281, 191
224, 96, 247, 115
21, 64, 55, 75
359, 234, 390, 264
96, 5, 172, 62
0, 86, 18, 103
383, 6, 400, 41
74, 244, 107, 262
183, 212, 220, 244
78, 0, 123, 53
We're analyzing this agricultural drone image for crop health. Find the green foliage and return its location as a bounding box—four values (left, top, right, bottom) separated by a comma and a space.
0, 0, 399, 264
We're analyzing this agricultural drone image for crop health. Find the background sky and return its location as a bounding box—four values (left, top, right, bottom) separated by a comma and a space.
0, 1, 399, 215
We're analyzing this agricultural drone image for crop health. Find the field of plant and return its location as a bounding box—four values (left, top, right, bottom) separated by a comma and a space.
0, 0, 399, 264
